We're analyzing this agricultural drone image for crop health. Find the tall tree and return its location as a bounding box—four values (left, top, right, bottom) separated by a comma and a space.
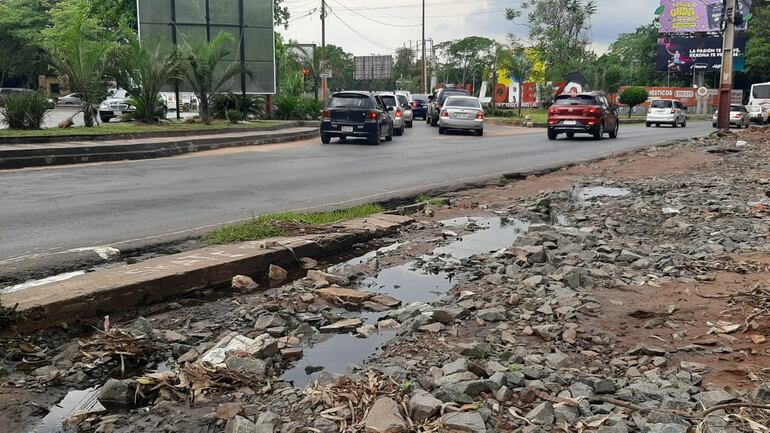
178, 33, 243, 124
42, 3, 116, 127
0, 0, 56, 87
608, 23, 659, 86
506, 0, 597, 81
746, 3, 770, 83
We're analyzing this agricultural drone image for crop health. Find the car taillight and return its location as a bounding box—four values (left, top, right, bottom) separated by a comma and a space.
441, 111, 449, 118
475, 111, 484, 120
367, 111, 379, 120
322, 110, 331, 121
736, 114, 742, 118
588, 107, 600, 115
549, 107, 557, 115
671, 109, 676, 114
396, 109, 402, 118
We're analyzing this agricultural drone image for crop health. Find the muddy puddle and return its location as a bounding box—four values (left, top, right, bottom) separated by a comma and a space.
282, 217, 528, 387
32, 388, 104, 433
572, 186, 630, 201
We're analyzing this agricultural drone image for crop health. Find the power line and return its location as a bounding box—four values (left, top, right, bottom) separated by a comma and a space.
328, 0, 421, 28
326, 5, 398, 52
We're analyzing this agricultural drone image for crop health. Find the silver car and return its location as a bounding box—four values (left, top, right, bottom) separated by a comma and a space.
746, 105, 769, 124
646, 99, 687, 128
712, 105, 751, 128
377, 92, 405, 136
438, 96, 484, 136
396, 92, 414, 128
58, 93, 82, 106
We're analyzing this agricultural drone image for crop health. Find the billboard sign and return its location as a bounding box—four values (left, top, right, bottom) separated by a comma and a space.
137, 0, 276, 94
618, 86, 743, 107
658, 0, 751, 33
657, 36, 746, 73
353, 56, 394, 81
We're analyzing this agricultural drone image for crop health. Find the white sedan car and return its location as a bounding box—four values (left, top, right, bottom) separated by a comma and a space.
438, 96, 484, 136
746, 105, 769, 124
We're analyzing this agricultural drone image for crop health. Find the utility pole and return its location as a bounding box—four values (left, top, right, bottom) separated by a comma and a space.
321, 0, 328, 104
717, 0, 737, 129
422, 0, 427, 94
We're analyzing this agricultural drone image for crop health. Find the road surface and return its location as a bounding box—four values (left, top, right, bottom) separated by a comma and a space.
0, 121, 712, 265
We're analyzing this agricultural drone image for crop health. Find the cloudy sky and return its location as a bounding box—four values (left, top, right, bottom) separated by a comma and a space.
281, 0, 662, 55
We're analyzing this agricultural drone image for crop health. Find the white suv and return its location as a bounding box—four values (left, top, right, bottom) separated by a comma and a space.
646, 99, 687, 128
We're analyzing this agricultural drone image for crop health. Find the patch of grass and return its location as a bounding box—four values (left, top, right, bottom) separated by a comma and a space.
399, 380, 414, 392
0, 119, 286, 139
416, 194, 448, 207
203, 204, 385, 245
0, 300, 23, 330
508, 363, 522, 373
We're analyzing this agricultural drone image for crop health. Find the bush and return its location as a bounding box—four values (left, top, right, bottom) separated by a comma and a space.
298, 97, 323, 120
212, 93, 265, 120
226, 109, 244, 124
0, 91, 50, 130
273, 94, 302, 120
120, 97, 166, 124
484, 107, 517, 118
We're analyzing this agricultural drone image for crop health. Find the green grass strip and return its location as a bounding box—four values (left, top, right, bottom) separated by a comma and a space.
203, 204, 385, 245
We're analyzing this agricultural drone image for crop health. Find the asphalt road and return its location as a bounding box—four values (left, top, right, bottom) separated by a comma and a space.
0, 121, 712, 265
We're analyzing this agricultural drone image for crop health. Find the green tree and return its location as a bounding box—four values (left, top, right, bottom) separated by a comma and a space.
43, 1, 116, 127
318, 45, 355, 91
608, 23, 658, 86
0, 0, 56, 87
746, 3, 770, 83
178, 32, 243, 125
112, 38, 177, 123
501, 48, 534, 116
506, 0, 597, 81
619, 86, 649, 118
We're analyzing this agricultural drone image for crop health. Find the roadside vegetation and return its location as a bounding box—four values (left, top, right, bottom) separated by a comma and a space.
416, 194, 449, 207
203, 204, 385, 245
0, 120, 286, 139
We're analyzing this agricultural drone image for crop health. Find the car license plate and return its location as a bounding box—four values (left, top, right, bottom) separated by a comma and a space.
564, 120, 576, 125
113, 111, 122, 116
341, 126, 354, 132
456, 113, 469, 119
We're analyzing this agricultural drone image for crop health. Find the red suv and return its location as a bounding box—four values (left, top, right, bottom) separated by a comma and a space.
547, 92, 619, 140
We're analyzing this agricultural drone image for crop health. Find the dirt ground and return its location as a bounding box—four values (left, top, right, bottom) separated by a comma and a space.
3, 128, 770, 432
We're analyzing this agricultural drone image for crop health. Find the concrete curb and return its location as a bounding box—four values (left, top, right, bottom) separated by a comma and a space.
0, 127, 320, 170
0, 120, 320, 145
1, 214, 412, 330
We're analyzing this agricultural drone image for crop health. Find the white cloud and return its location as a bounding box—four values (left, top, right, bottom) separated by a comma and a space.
281, 0, 661, 55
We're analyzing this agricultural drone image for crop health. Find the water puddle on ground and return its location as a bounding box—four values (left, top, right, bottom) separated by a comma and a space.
282, 217, 528, 387
573, 186, 630, 201
31, 388, 105, 433
1, 271, 87, 294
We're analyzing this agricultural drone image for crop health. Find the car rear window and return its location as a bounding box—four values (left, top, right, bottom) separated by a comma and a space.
397, 95, 409, 106
553, 95, 597, 106
328, 94, 374, 109
412, 94, 428, 101
444, 97, 480, 108
731, 105, 742, 111
379, 95, 398, 107
650, 100, 673, 108
747, 106, 760, 112
439, 90, 468, 103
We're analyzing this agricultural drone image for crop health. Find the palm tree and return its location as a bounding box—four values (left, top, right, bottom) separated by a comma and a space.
177, 32, 244, 125
44, 16, 114, 127
112, 37, 177, 124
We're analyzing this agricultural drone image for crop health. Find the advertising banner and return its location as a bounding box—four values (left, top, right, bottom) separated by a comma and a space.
658, 0, 751, 33
353, 56, 394, 81
656, 36, 746, 73
618, 86, 743, 107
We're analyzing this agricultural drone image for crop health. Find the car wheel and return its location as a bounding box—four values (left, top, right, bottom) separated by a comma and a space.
593, 122, 604, 140
655, 123, 660, 127
547, 128, 557, 140
682, 118, 687, 128
438, 127, 445, 135
609, 122, 618, 139
566, 132, 575, 139
385, 126, 393, 141
395, 127, 404, 136
672, 120, 678, 128
321, 133, 331, 144
100, 116, 111, 123
476, 129, 484, 137
430, 116, 438, 127
645, 122, 651, 128
406, 121, 413, 128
